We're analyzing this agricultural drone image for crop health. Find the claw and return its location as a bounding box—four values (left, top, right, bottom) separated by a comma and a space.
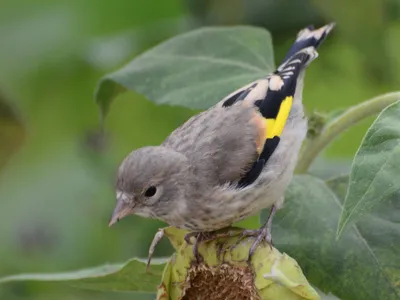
193, 234, 204, 263
226, 205, 278, 262
147, 228, 165, 272
247, 204, 277, 261
183, 228, 242, 264
184, 231, 199, 245
247, 226, 273, 260
184, 232, 204, 263
223, 230, 249, 257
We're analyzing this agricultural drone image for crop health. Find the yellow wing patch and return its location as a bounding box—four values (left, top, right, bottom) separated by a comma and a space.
265, 96, 293, 139
265, 119, 275, 139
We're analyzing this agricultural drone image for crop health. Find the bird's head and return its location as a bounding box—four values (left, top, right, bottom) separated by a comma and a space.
108, 146, 191, 226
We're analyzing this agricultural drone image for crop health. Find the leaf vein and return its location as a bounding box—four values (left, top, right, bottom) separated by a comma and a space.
225, 34, 273, 71
145, 54, 266, 73
342, 141, 400, 231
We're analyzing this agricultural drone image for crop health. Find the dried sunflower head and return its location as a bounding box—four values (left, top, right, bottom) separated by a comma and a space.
156, 227, 320, 300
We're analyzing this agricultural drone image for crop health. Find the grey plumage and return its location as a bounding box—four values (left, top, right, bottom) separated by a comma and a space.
163, 104, 259, 185
109, 24, 334, 236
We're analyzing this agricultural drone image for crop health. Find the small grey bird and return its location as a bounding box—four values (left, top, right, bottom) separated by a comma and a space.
109, 23, 334, 260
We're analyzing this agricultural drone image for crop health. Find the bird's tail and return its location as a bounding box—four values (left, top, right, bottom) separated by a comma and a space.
219, 24, 335, 110
279, 23, 335, 69
255, 23, 335, 117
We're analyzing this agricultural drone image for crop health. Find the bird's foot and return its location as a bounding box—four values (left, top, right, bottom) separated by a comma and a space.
222, 225, 272, 263
228, 205, 277, 262
184, 228, 241, 264
242, 225, 273, 261
147, 228, 165, 272
184, 232, 206, 263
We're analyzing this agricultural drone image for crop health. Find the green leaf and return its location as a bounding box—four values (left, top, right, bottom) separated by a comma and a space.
327, 174, 400, 299
95, 26, 274, 117
309, 158, 351, 180
328, 174, 400, 227
266, 175, 400, 300
0, 258, 167, 293
337, 100, 400, 237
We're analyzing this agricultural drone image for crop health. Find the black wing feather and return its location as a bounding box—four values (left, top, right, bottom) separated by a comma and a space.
220, 24, 334, 188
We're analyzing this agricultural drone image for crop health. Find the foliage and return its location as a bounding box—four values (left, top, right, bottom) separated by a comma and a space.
337, 102, 400, 235
95, 26, 273, 117
1, 5, 400, 300
269, 175, 400, 299
0, 258, 166, 293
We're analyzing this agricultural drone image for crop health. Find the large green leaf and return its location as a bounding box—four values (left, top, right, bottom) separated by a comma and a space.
95, 26, 273, 116
266, 175, 400, 300
337, 100, 400, 237
328, 174, 400, 227
0, 258, 167, 293
327, 174, 400, 296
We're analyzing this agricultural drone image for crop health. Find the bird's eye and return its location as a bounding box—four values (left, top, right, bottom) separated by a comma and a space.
144, 186, 157, 197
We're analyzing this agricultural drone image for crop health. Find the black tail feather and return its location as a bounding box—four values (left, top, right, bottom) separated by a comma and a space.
281, 23, 335, 66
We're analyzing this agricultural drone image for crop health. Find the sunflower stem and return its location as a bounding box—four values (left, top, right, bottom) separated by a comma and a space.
296, 92, 400, 173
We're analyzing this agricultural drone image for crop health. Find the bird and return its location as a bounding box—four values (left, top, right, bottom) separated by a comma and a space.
108, 23, 335, 261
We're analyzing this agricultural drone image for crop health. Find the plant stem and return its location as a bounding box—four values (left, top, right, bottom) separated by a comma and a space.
296, 92, 400, 173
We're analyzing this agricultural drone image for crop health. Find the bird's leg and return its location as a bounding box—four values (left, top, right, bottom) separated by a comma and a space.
248, 204, 277, 258
233, 205, 278, 261
192, 234, 204, 263
184, 232, 204, 263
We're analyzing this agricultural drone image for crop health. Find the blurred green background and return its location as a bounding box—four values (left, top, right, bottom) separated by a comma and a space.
0, 0, 399, 299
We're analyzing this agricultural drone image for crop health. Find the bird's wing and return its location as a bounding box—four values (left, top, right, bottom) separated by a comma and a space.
217, 23, 334, 188
163, 104, 265, 185
163, 23, 334, 187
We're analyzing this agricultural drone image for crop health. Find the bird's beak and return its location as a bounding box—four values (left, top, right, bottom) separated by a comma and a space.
108, 193, 134, 227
